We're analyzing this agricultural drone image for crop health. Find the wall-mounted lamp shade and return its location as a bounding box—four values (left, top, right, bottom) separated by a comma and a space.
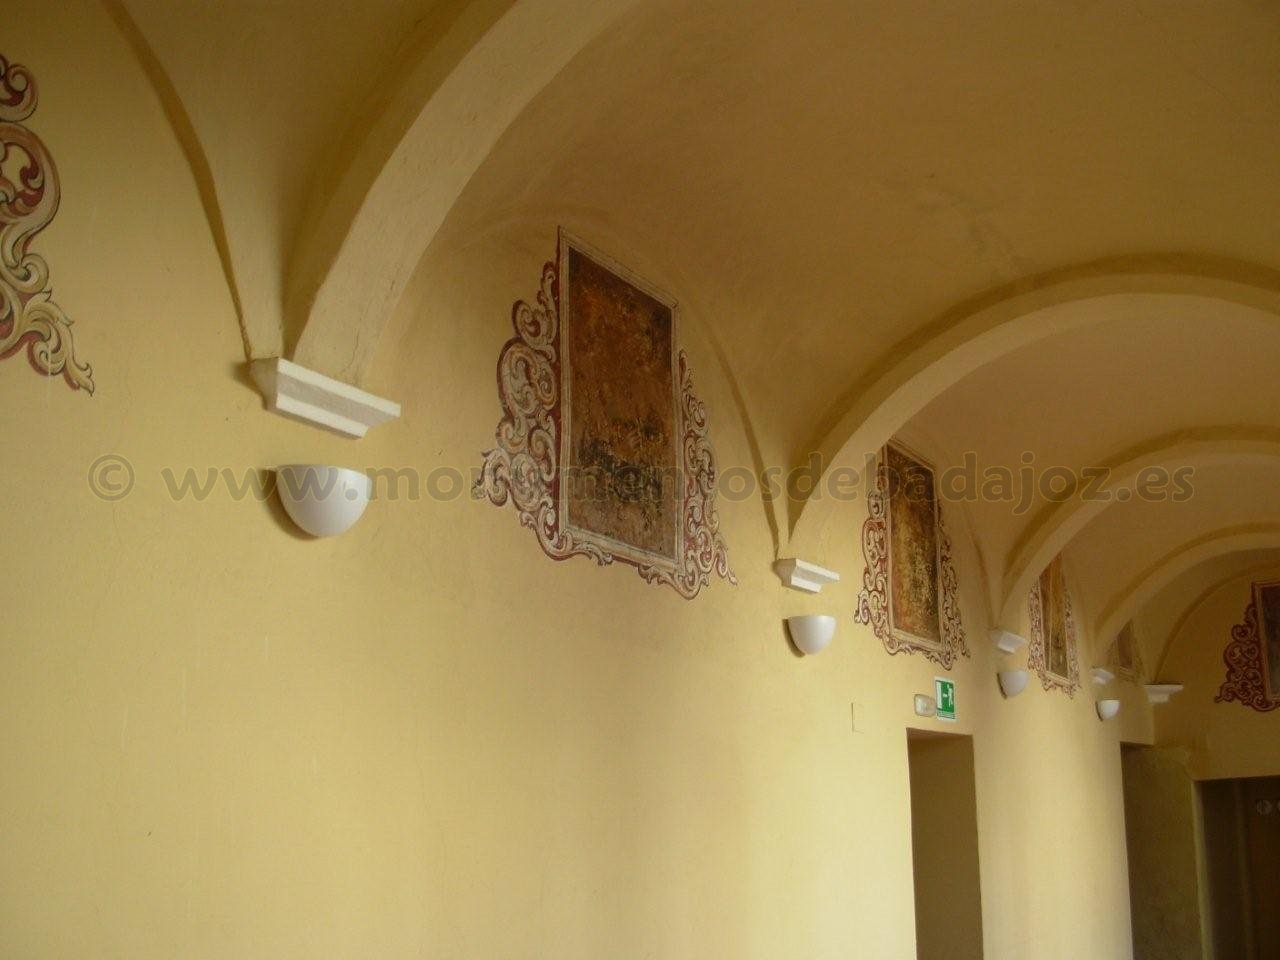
991, 629, 1028, 654
998, 669, 1030, 698
786, 615, 836, 655
276, 464, 371, 537
1096, 699, 1121, 721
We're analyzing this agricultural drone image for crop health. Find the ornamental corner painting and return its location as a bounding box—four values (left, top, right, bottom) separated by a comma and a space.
1, 53, 94, 393
856, 441, 967, 668
1028, 556, 1080, 696
475, 230, 734, 598
1215, 579, 1280, 713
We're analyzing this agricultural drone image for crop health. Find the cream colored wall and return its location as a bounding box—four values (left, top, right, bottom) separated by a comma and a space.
1, 4, 1149, 958
1156, 568, 1280, 781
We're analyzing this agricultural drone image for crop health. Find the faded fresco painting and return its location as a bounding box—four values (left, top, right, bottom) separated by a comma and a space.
1042, 560, 1069, 678
1112, 621, 1144, 681
1028, 555, 1079, 695
887, 444, 941, 647
560, 242, 680, 568
475, 230, 734, 599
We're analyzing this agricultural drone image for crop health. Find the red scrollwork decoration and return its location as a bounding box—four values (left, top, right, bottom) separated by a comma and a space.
473, 242, 734, 599
1215, 600, 1278, 713
0, 53, 92, 392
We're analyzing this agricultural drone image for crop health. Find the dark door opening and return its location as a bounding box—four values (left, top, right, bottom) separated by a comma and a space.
1202, 775, 1280, 960
906, 729, 984, 960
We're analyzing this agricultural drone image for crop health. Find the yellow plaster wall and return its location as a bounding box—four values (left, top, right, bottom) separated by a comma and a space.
1156, 568, 1280, 781
1, 4, 1148, 957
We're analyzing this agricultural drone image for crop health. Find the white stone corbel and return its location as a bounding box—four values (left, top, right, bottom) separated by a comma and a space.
990, 629, 1028, 654
774, 558, 841, 593
1144, 683, 1185, 705
250, 358, 400, 438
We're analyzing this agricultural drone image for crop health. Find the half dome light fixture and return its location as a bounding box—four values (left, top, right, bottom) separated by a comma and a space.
276, 464, 372, 537
1096, 699, 1121, 721
786, 615, 837, 655
997, 670, 1030, 698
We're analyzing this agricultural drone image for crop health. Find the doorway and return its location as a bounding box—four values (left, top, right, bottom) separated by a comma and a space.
1202, 775, 1280, 960
1120, 744, 1208, 958
906, 729, 984, 960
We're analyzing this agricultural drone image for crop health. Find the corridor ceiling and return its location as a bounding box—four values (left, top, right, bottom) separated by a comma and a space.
119, 0, 1280, 662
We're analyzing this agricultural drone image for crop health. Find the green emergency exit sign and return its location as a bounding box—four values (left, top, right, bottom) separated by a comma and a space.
935, 677, 956, 722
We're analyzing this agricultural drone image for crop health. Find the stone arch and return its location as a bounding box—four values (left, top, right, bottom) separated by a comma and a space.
1092, 524, 1280, 648
783, 257, 1280, 561
996, 427, 1280, 628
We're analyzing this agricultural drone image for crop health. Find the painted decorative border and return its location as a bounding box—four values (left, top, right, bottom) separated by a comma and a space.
855, 443, 968, 669
1214, 591, 1278, 713
0, 54, 93, 392
473, 237, 734, 599
1027, 563, 1081, 696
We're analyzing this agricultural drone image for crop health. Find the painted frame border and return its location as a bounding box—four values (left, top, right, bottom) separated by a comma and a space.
474, 230, 735, 600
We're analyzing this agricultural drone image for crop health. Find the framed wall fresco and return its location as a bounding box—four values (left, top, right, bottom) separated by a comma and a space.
1109, 621, 1145, 683
474, 230, 734, 598
1027, 556, 1081, 696
0, 54, 93, 392
1215, 579, 1280, 713
855, 441, 967, 668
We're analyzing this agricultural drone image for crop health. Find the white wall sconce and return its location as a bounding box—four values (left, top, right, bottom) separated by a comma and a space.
276, 464, 372, 537
775, 558, 841, 593
998, 670, 1030, 699
1144, 683, 1185, 705
1091, 667, 1116, 686
1096, 699, 1121, 721
991, 629, 1028, 654
786, 615, 836, 655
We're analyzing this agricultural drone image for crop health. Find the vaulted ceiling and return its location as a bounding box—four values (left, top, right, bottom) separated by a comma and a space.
117, 0, 1280, 662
